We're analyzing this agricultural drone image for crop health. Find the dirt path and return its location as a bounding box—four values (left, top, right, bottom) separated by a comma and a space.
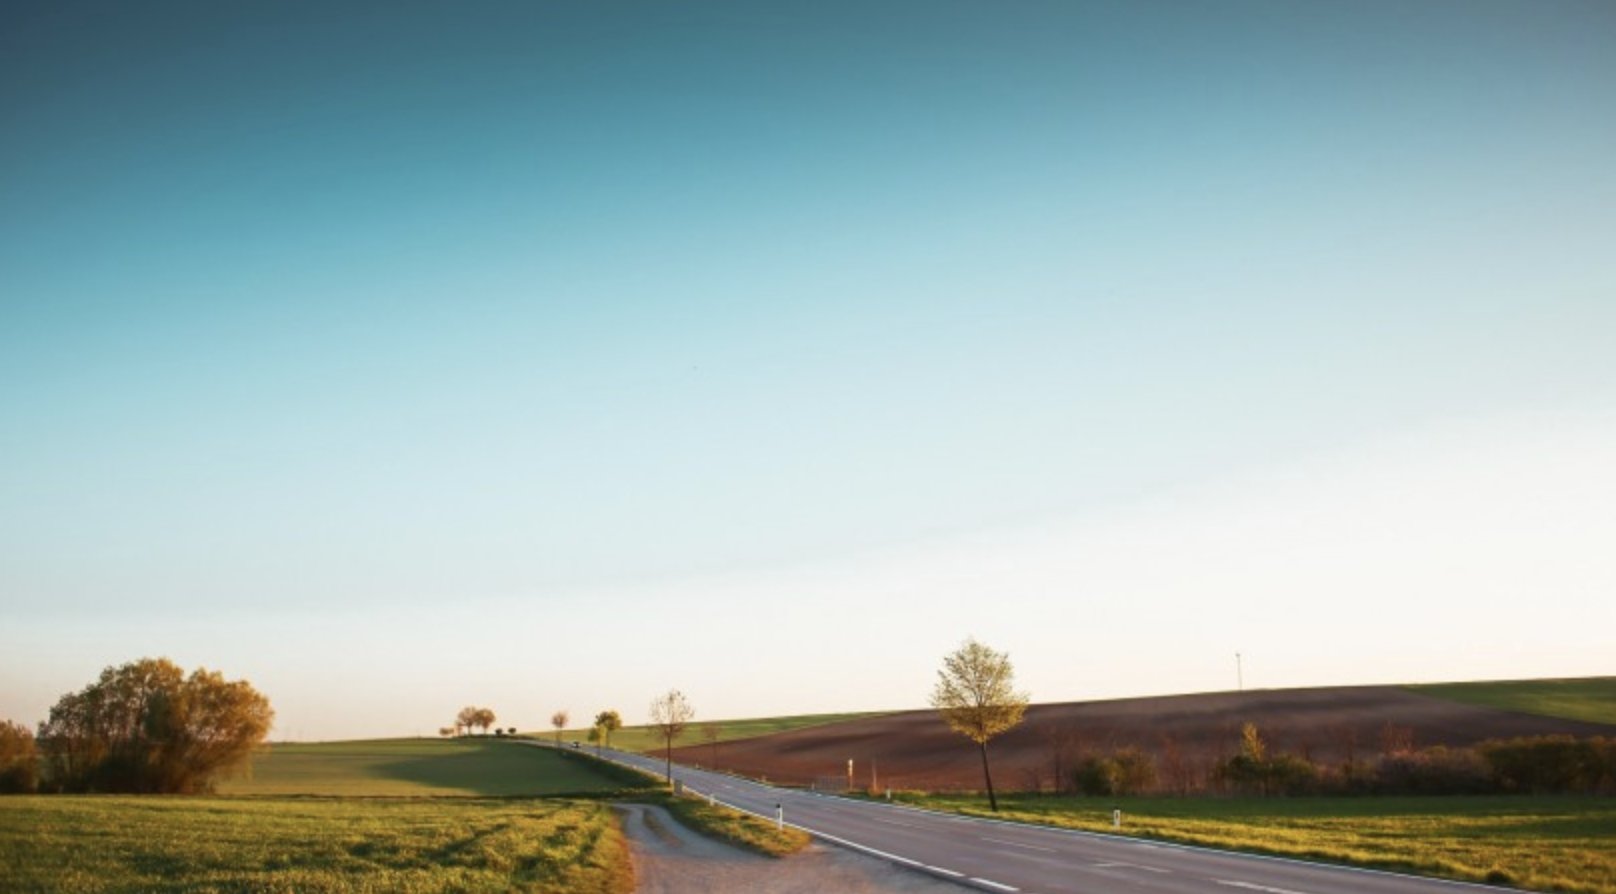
613, 803, 965, 894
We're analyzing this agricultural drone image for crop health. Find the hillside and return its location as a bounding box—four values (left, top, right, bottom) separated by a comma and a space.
667, 680, 1616, 792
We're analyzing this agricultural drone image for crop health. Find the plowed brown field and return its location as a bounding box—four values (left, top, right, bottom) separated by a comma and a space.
668, 686, 1616, 792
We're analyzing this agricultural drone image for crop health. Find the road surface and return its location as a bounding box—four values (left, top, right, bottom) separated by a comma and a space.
557, 743, 1507, 894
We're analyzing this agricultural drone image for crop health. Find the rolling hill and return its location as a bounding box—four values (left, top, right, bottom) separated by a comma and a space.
665, 678, 1616, 792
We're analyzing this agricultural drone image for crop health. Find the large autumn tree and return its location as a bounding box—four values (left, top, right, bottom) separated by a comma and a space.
37, 657, 272, 793
930, 638, 1028, 811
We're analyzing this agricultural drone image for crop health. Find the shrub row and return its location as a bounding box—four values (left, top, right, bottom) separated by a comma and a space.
1067, 731, 1616, 797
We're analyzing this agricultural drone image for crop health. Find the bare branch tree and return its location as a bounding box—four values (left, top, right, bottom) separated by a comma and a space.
930, 637, 1029, 811
702, 723, 723, 768
551, 710, 569, 745
648, 689, 694, 784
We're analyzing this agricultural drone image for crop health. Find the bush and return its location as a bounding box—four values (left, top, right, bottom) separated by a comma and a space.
1480, 736, 1614, 794
0, 720, 38, 793
1373, 746, 1492, 795
1214, 724, 1318, 795
1072, 747, 1157, 796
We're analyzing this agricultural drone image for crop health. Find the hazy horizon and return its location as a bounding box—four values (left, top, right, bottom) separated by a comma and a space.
4, 1, 1613, 739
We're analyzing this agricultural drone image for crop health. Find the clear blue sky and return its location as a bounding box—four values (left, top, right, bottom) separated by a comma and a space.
3, 1, 1613, 739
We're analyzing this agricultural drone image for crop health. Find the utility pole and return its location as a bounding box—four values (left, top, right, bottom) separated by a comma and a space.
1236, 652, 1244, 692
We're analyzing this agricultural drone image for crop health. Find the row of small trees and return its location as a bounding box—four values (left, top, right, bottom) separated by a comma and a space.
1053, 723, 1616, 797
1213, 724, 1616, 796
448, 706, 499, 737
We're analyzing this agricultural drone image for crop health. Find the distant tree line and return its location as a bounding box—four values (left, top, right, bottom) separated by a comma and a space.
1, 657, 271, 794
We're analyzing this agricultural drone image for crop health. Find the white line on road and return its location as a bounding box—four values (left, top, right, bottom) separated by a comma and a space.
926, 866, 965, 877
1216, 880, 1313, 894
981, 836, 1056, 853
1094, 862, 1171, 873
970, 878, 1020, 892
872, 817, 919, 827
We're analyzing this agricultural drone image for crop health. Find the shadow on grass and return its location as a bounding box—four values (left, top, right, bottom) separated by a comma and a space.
372, 739, 653, 796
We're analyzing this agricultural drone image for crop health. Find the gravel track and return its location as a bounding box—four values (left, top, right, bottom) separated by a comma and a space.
613, 803, 966, 894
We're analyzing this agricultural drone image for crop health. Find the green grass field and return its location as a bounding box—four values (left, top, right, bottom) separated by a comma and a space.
1408, 677, 1616, 727
0, 796, 631, 894
218, 737, 637, 796
893, 793, 1616, 894
550, 711, 890, 753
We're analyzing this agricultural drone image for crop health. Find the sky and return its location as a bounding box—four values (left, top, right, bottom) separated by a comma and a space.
2, 1, 1613, 740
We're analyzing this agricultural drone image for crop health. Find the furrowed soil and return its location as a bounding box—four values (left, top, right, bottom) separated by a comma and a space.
671, 683, 1616, 790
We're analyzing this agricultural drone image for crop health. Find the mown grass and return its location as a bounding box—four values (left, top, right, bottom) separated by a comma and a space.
552, 711, 890, 753
1409, 677, 1616, 727
893, 793, 1616, 894
219, 737, 637, 796
0, 796, 633, 894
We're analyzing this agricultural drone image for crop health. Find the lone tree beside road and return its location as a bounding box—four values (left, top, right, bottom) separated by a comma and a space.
550, 710, 569, 745
930, 638, 1029, 811
648, 689, 694, 783
594, 710, 622, 748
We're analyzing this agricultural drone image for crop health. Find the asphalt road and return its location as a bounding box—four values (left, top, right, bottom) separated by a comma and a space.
572, 743, 1506, 894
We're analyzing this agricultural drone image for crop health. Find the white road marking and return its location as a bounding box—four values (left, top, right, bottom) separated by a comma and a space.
982, 836, 1056, 853
926, 866, 965, 877
1216, 880, 1313, 894
1094, 862, 1171, 873
971, 878, 1020, 892
872, 817, 919, 827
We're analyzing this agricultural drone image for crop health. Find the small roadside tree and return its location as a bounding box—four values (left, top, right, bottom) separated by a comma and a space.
474, 708, 497, 735
648, 690, 694, 783
587, 724, 603, 754
594, 710, 622, 749
551, 710, 569, 745
702, 723, 723, 768
456, 707, 479, 737
930, 638, 1028, 811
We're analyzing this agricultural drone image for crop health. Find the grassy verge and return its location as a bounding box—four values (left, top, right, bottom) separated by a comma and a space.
1408, 677, 1616, 726
219, 737, 644, 796
657, 794, 811, 857
0, 795, 633, 894
890, 793, 1616, 894
560, 744, 809, 857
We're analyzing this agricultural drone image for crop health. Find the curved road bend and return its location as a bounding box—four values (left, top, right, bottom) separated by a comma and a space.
545, 743, 1507, 894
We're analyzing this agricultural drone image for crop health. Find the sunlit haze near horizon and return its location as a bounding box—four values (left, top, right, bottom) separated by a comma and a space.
3, 1, 1614, 740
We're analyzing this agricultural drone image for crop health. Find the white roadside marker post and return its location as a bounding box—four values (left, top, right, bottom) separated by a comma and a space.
1113, 807, 1122, 829
776, 803, 784, 831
